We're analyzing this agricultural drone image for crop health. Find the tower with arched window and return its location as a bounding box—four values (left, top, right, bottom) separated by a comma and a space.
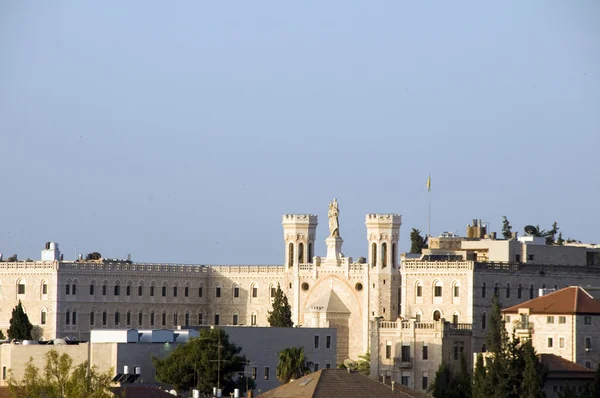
282, 214, 318, 268
366, 213, 402, 321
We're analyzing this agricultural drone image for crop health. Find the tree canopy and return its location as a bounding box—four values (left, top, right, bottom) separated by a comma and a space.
7, 349, 113, 398
267, 283, 293, 327
276, 347, 311, 384
428, 355, 471, 398
501, 216, 512, 239
8, 301, 33, 340
153, 328, 253, 396
356, 351, 370, 376
410, 228, 428, 254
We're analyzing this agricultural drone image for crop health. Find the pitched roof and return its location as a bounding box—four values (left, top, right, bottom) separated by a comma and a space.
538, 354, 595, 380
258, 369, 428, 398
502, 286, 600, 315
307, 290, 350, 314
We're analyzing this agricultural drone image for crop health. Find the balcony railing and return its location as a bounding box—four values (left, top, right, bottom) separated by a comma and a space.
394, 356, 413, 368
514, 321, 534, 332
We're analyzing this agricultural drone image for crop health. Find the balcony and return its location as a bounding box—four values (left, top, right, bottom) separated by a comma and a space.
394, 356, 413, 368
514, 321, 534, 334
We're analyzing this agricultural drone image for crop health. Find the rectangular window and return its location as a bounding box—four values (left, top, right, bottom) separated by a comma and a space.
198, 313, 203, 325
233, 314, 238, 325
528, 254, 534, 261
506, 315, 511, 323
251, 314, 257, 326
314, 335, 320, 349
126, 285, 131, 296
326, 335, 331, 349
401, 345, 411, 362
252, 286, 258, 298
559, 337, 565, 348
42, 284, 48, 295
90, 284, 94, 295
264, 367, 270, 380
547, 316, 555, 324
252, 367, 257, 380
90, 311, 95, 325
18, 284, 25, 295
215, 314, 220, 325
185, 313, 190, 326
173, 286, 178, 297
173, 313, 178, 325
453, 314, 459, 324
423, 344, 428, 360
127, 312, 131, 326
401, 376, 409, 386
585, 316, 592, 325
416, 286, 422, 297
115, 312, 120, 325
586, 361, 592, 369
162, 286, 166, 297
559, 316, 566, 324
422, 373, 428, 390
216, 287, 221, 298
385, 341, 392, 359
41, 311, 46, 325
234, 287, 240, 298
150, 286, 155, 296
72, 311, 77, 325
199, 287, 203, 297
150, 313, 155, 326
114, 285, 120, 296
138, 312, 143, 325
102, 285, 107, 296
102, 312, 107, 326
548, 337, 553, 348
162, 312, 166, 326
71, 284, 76, 295
185, 286, 189, 297
66, 311, 70, 325
586, 337, 592, 350
516, 254, 521, 263
453, 286, 459, 297
434, 286, 442, 297
2, 367, 6, 381
138, 285, 143, 296
314, 363, 319, 371
66, 284, 70, 295
271, 286, 276, 297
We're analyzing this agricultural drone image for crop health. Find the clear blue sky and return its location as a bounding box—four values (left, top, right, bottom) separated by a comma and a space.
1, 1, 598, 264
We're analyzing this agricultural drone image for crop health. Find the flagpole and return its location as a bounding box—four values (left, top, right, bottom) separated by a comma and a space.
427, 174, 431, 239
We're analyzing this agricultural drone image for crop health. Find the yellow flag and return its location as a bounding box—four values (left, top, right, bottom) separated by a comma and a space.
427, 175, 431, 192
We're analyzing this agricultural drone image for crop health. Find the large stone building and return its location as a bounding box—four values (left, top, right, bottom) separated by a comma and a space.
0, 201, 400, 365
2, 205, 600, 393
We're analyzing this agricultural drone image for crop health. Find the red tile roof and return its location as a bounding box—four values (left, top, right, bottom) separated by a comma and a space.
538, 354, 595, 380
502, 286, 600, 315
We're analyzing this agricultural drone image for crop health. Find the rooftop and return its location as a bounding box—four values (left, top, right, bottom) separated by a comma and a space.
258, 369, 428, 398
502, 286, 600, 315
538, 354, 595, 380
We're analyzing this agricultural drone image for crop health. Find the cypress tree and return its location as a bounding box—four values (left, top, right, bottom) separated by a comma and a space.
410, 228, 428, 254
267, 284, 293, 327
472, 354, 488, 398
7, 301, 33, 340
520, 339, 544, 398
501, 216, 512, 239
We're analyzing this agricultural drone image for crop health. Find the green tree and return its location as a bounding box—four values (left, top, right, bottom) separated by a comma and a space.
585, 363, 600, 398
8, 301, 33, 340
520, 340, 544, 398
267, 283, 293, 327
410, 228, 428, 254
276, 347, 312, 384
7, 349, 113, 398
456, 353, 472, 398
556, 232, 565, 246
545, 222, 560, 245
501, 216, 513, 239
0, 330, 6, 339
472, 354, 489, 398
486, 296, 505, 354
356, 351, 370, 376
153, 328, 252, 396
429, 361, 453, 398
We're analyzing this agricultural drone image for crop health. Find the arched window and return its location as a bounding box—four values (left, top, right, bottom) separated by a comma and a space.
198, 309, 205, 325
214, 312, 220, 326
493, 283, 499, 297
288, 243, 294, 267
66, 279, 71, 295
415, 281, 423, 302
433, 310, 441, 321
518, 283, 522, 299
150, 281, 156, 297
162, 311, 167, 326
114, 281, 121, 296
17, 278, 26, 295
138, 281, 144, 296
298, 243, 304, 264
162, 282, 168, 297
232, 311, 239, 325
530, 284, 535, 299
173, 282, 179, 298
433, 280, 443, 298
72, 280, 78, 296
392, 243, 397, 268
506, 283, 511, 299
150, 311, 155, 327
415, 311, 422, 323
381, 243, 388, 268
185, 312, 190, 327
270, 283, 277, 298
40, 308, 47, 325
308, 242, 313, 262
251, 283, 258, 298
233, 283, 240, 298
126, 281, 132, 296
102, 310, 107, 326
126, 310, 131, 326
65, 309, 71, 325
185, 282, 190, 297
215, 283, 221, 298
482, 282, 486, 298
114, 310, 120, 326
138, 310, 143, 326
452, 281, 460, 299
250, 311, 257, 326
89, 280, 96, 296
371, 243, 377, 267
41, 280, 48, 298
452, 312, 459, 325
173, 311, 178, 326
481, 313, 487, 330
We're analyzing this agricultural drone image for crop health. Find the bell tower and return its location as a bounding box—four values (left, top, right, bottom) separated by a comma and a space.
282, 214, 318, 267
366, 214, 402, 320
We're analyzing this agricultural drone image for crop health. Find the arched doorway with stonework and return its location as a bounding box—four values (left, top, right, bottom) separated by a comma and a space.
300, 275, 363, 365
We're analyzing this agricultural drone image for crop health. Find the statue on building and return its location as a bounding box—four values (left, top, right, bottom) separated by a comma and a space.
328, 198, 340, 237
